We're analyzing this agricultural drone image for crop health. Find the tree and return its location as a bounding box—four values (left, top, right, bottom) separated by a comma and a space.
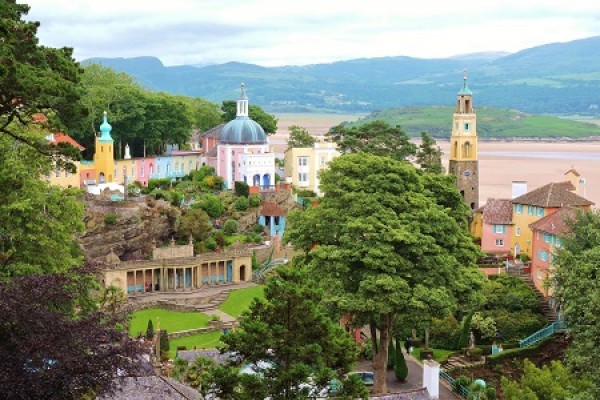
394, 337, 408, 381
159, 330, 170, 360
144, 92, 193, 155
387, 337, 395, 369
0, 0, 86, 167
501, 360, 591, 400
223, 220, 239, 234
180, 96, 222, 131
177, 208, 211, 242
325, 120, 416, 162
553, 210, 600, 398
235, 181, 250, 197
146, 319, 155, 340
287, 125, 316, 149
0, 274, 143, 399
416, 132, 444, 174
0, 132, 84, 278
202, 267, 366, 399
285, 153, 484, 394
221, 100, 278, 134
196, 194, 224, 218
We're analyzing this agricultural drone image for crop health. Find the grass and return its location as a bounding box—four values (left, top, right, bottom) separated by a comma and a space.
169, 331, 224, 358
129, 308, 210, 337
219, 285, 266, 318
411, 346, 455, 364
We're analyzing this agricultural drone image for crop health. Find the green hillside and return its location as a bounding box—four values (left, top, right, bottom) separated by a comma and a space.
354, 106, 600, 138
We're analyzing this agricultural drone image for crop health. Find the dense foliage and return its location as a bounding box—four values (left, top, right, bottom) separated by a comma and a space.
287, 125, 316, 148
285, 153, 484, 393
221, 100, 278, 134
202, 267, 367, 399
554, 210, 600, 398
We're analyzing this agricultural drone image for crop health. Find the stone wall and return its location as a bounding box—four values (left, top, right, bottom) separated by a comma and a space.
153, 240, 194, 260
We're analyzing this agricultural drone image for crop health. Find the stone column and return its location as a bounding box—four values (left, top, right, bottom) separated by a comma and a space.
133, 269, 137, 294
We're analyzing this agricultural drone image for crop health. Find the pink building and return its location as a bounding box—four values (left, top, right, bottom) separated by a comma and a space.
480, 198, 513, 255
135, 157, 156, 187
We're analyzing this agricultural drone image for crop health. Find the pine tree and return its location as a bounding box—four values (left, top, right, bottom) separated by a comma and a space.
387, 336, 395, 369
416, 132, 444, 174
394, 337, 408, 381
146, 319, 154, 340
159, 330, 169, 360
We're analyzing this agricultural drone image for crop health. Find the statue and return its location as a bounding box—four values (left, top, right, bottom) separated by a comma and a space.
469, 331, 476, 349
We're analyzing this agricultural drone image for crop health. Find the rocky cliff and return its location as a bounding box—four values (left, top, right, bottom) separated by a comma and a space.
80, 197, 179, 265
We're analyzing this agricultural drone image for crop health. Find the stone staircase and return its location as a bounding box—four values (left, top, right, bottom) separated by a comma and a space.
155, 288, 233, 313
507, 267, 557, 322
442, 355, 485, 371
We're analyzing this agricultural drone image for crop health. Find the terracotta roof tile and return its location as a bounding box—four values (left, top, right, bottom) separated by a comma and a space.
564, 168, 580, 177
529, 207, 579, 235
261, 201, 286, 216
512, 181, 593, 207
51, 132, 85, 151
482, 198, 513, 225
201, 124, 224, 139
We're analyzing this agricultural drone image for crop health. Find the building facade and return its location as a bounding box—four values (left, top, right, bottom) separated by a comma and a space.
478, 199, 514, 255
284, 141, 339, 196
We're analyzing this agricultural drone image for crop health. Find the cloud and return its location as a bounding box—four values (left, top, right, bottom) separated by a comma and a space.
25, 0, 600, 66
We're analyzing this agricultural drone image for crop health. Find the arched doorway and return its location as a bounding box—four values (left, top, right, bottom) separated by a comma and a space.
99, 172, 105, 184
262, 174, 270, 188
239, 265, 247, 281
253, 174, 260, 187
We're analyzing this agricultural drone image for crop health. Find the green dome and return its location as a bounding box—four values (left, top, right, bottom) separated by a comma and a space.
219, 117, 267, 145
99, 111, 113, 142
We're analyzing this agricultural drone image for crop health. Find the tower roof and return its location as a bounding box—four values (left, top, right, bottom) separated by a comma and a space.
219, 84, 267, 145
457, 69, 473, 96
99, 111, 113, 143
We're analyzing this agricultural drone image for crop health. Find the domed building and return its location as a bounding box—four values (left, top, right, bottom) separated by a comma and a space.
212, 84, 275, 190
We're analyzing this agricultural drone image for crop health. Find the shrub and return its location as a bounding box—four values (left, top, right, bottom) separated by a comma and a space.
214, 231, 226, 247
394, 337, 408, 381
150, 189, 171, 202
419, 349, 434, 360
361, 340, 373, 360
274, 173, 281, 184
249, 194, 261, 207
245, 232, 263, 244
234, 196, 249, 211
234, 181, 249, 198
454, 376, 472, 393
252, 224, 265, 234
148, 178, 171, 191
485, 387, 497, 400
170, 190, 184, 207
104, 212, 117, 225
223, 220, 239, 234
457, 312, 474, 349
197, 194, 223, 218
431, 315, 461, 350
159, 330, 169, 360
204, 237, 217, 251
465, 347, 483, 361
387, 337, 395, 369
146, 319, 154, 340
488, 309, 546, 342
176, 346, 187, 351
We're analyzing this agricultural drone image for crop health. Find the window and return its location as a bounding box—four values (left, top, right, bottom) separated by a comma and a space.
516, 227, 521, 236
555, 237, 562, 248
543, 233, 552, 243
464, 123, 470, 131
141, 166, 145, 178
320, 156, 326, 166
455, 122, 458, 131
515, 204, 523, 214
55, 165, 60, 178
536, 207, 545, 217
528, 206, 534, 216
495, 239, 504, 246
493, 224, 507, 234
298, 172, 308, 183
298, 156, 308, 167
538, 250, 548, 261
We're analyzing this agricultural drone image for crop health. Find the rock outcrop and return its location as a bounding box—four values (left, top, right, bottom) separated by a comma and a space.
80, 197, 179, 265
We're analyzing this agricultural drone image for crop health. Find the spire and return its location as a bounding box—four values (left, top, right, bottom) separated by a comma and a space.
236, 83, 249, 117
99, 111, 114, 142
458, 69, 473, 96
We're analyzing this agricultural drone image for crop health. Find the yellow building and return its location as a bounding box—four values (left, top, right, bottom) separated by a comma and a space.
284, 140, 339, 196
511, 181, 593, 259
448, 71, 479, 211
93, 111, 116, 184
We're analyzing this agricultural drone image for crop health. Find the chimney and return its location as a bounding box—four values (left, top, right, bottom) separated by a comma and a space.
512, 181, 528, 199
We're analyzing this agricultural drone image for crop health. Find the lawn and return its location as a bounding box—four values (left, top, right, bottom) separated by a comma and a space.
410, 346, 455, 364
129, 308, 210, 337
169, 331, 224, 358
219, 285, 265, 318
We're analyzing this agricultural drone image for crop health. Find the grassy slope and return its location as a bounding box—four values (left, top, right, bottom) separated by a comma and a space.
355, 106, 600, 138
219, 285, 266, 318
169, 331, 224, 358
129, 308, 210, 337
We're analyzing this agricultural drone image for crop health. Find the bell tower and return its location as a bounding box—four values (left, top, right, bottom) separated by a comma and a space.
93, 111, 115, 184
448, 70, 479, 210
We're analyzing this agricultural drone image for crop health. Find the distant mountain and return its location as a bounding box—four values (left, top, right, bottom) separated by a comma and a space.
83, 36, 600, 115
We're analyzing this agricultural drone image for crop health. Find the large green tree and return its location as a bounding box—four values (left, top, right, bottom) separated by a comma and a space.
202, 267, 367, 400
221, 100, 278, 134
0, 0, 85, 168
285, 153, 484, 394
325, 120, 416, 161
287, 125, 316, 149
554, 210, 600, 398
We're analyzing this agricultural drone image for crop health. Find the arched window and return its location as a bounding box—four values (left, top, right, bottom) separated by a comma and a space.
463, 142, 472, 158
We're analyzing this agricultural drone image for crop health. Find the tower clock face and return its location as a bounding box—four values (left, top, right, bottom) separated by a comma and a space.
464, 170, 471, 177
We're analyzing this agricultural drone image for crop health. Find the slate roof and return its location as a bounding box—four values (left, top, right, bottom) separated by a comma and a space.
99, 376, 200, 400
176, 349, 239, 365
261, 201, 286, 217
529, 207, 578, 235
482, 198, 513, 225
512, 181, 594, 207
370, 388, 430, 400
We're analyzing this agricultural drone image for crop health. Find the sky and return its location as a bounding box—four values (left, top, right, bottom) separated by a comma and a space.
26, 0, 600, 67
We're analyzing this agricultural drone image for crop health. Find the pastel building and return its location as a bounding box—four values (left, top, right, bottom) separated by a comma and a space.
284, 140, 340, 196
209, 84, 276, 190
511, 181, 593, 259
529, 207, 576, 298
46, 132, 85, 188
477, 199, 513, 255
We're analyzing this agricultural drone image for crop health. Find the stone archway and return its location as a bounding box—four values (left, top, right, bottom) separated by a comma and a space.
239, 265, 247, 281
